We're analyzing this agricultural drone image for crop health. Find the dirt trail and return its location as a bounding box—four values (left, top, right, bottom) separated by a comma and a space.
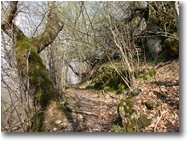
63, 89, 120, 132
58, 59, 179, 132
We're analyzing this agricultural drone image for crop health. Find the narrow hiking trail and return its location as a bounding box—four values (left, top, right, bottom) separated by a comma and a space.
62, 89, 120, 132
51, 59, 179, 132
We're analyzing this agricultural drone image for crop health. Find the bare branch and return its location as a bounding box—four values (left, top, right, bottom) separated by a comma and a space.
32, 1, 64, 53
1, 1, 18, 33
1, 1, 25, 39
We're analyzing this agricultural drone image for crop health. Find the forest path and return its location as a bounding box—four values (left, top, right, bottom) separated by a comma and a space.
57, 59, 179, 132
62, 88, 120, 132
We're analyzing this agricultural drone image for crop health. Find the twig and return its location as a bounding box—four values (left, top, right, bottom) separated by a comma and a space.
76, 111, 98, 117
154, 110, 167, 132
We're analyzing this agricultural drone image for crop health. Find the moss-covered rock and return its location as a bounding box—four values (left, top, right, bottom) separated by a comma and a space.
90, 62, 129, 94
144, 2, 179, 60
163, 37, 179, 58
117, 97, 152, 132
144, 101, 158, 110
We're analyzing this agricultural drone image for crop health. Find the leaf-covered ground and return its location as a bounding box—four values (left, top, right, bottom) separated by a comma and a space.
136, 59, 179, 132
55, 59, 179, 132
62, 89, 119, 132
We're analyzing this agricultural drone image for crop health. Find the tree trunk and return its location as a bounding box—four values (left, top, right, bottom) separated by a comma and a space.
2, 1, 66, 131
16, 36, 64, 131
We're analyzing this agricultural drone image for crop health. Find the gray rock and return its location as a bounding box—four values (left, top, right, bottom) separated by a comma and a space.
146, 37, 163, 60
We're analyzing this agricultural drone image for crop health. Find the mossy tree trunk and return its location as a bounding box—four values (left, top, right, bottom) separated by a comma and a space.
2, 1, 66, 131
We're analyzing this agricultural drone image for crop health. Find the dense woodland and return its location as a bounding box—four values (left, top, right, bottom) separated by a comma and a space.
1, 1, 179, 132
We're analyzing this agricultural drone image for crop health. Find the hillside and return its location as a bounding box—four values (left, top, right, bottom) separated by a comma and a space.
48, 59, 179, 132
1, 1, 179, 132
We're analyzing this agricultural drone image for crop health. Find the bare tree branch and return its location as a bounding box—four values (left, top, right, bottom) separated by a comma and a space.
1, 1, 25, 40
32, 1, 64, 53
1, 1, 18, 33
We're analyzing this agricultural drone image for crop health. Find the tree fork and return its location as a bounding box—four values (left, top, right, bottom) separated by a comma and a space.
2, 1, 66, 131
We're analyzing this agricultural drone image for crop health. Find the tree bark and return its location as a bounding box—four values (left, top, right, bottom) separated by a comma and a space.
2, 1, 66, 131
32, 2, 64, 53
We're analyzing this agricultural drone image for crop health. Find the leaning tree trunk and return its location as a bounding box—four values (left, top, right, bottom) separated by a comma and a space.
2, 1, 67, 131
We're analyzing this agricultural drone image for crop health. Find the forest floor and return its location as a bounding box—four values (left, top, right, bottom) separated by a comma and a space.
59, 59, 179, 132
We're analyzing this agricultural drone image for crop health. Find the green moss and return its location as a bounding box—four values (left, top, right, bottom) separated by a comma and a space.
123, 98, 135, 115
164, 37, 179, 57
16, 37, 56, 107
124, 113, 151, 132
145, 101, 157, 110
27, 52, 55, 107
118, 98, 133, 112
30, 111, 45, 132
140, 68, 156, 81
117, 97, 152, 132
126, 118, 137, 132
124, 114, 151, 132
113, 124, 127, 132
151, 69, 156, 76
15, 35, 64, 131
139, 114, 152, 128
91, 62, 129, 94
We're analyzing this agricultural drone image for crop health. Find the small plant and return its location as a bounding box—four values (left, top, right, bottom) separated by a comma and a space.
142, 68, 156, 80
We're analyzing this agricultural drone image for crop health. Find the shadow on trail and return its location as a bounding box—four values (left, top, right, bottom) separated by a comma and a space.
153, 91, 179, 109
